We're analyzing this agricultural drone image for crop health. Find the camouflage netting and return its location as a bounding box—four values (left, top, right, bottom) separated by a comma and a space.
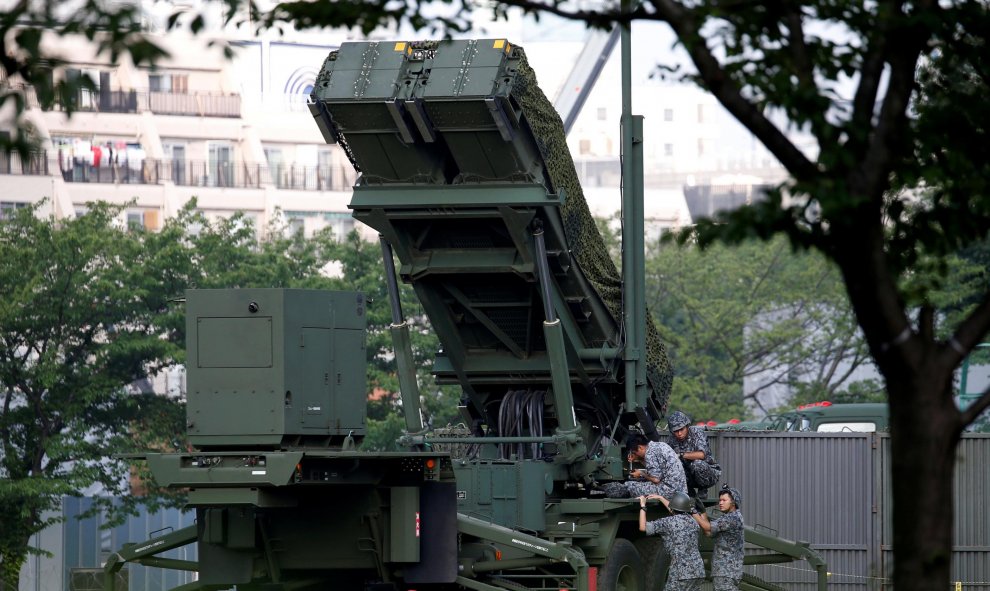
513, 50, 674, 414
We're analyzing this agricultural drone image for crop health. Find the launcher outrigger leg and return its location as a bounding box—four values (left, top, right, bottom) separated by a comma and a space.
103, 525, 202, 591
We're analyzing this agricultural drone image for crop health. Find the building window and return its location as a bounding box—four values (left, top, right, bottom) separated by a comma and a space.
207, 142, 233, 188
664, 143, 673, 157
696, 138, 715, 157
664, 108, 674, 122
288, 216, 305, 236
697, 104, 706, 124
0, 201, 28, 220
579, 139, 591, 155
597, 107, 607, 121
149, 73, 189, 94
126, 211, 143, 230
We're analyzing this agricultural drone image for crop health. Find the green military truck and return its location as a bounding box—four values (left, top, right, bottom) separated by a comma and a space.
104, 39, 828, 591
712, 401, 889, 432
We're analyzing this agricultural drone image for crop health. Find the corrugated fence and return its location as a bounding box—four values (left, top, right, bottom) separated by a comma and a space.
710, 432, 990, 590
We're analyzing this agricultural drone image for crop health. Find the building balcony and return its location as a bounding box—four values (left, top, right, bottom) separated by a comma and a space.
30, 89, 241, 118
1, 152, 356, 192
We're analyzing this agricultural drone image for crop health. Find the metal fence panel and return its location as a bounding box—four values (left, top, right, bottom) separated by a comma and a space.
712, 432, 877, 591
711, 432, 990, 591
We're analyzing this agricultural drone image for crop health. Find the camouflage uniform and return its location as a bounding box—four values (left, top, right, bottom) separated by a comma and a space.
667, 419, 721, 492
607, 440, 687, 498
710, 509, 744, 590
645, 514, 704, 591
710, 487, 745, 591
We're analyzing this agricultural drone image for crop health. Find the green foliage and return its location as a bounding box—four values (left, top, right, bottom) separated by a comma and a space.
361, 412, 406, 452
648, 236, 870, 421
0, 202, 184, 585
0, 200, 359, 582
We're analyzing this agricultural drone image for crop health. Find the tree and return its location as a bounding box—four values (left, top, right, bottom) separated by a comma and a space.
6, 1, 990, 588
465, 2, 987, 589
647, 236, 871, 420
0, 201, 353, 587
0, 202, 187, 588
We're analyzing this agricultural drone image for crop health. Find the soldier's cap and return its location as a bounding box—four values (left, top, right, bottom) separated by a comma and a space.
720, 484, 742, 508
667, 410, 691, 433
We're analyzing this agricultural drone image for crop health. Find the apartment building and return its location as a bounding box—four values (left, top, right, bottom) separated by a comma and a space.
1, 14, 796, 238
1, 27, 361, 240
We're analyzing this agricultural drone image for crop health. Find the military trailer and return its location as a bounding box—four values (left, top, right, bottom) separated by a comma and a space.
105, 39, 828, 591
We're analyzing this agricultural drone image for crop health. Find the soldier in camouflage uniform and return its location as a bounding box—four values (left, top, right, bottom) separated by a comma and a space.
639, 492, 705, 591
601, 433, 687, 498
693, 485, 745, 590
667, 410, 721, 498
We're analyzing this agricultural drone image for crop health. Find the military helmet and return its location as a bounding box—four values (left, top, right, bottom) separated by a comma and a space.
667, 410, 691, 433
668, 491, 695, 513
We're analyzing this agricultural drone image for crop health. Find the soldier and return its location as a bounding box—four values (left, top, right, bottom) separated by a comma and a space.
602, 433, 687, 498
692, 485, 744, 591
667, 410, 721, 498
638, 492, 705, 591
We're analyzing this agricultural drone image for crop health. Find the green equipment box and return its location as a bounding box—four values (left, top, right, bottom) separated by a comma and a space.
185, 289, 367, 449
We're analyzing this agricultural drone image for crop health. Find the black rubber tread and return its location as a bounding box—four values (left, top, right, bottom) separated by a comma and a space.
633, 537, 670, 591
600, 538, 645, 591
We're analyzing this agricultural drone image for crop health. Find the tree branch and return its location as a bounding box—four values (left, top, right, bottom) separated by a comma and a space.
919, 304, 935, 345
848, 1, 894, 140
496, 0, 819, 180
857, 1, 939, 199
648, 0, 819, 180
485, 0, 652, 26
961, 384, 990, 427
942, 290, 990, 369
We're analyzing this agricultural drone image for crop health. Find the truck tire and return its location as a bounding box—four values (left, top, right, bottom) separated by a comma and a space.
634, 537, 670, 591
599, 538, 644, 591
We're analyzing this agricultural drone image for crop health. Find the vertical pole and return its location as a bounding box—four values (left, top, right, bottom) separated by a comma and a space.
380, 237, 424, 433
620, 0, 648, 412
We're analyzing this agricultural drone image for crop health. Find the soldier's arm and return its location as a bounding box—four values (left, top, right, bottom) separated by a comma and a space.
693, 511, 713, 536
679, 430, 709, 461
639, 497, 649, 532
646, 493, 670, 510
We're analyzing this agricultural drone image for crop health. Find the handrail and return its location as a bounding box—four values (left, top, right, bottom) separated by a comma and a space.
0, 151, 357, 191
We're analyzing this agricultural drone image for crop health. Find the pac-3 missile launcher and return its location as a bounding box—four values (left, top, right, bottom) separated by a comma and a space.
104, 39, 828, 591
